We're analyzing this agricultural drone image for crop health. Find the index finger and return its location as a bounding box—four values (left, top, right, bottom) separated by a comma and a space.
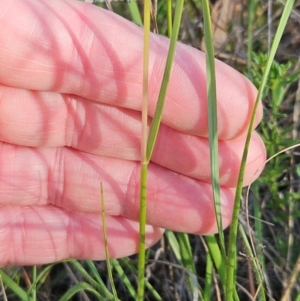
0, 0, 262, 139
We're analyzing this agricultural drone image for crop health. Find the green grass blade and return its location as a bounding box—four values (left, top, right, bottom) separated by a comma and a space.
31, 265, 36, 301
0, 269, 32, 301
177, 233, 199, 295
141, 0, 151, 165
203, 252, 213, 301
100, 183, 118, 300
205, 235, 241, 300
111, 259, 137, 300
128, 1, 143, 26
239, 225, 266, 301
201, 0, 225, 257
121, 258, 163, 301
0, 274, 7, 301
138, 0, 151, 297
146, 0, 184, 161
69, 260, 115, 299
225, 1, 296, 299
85, 260, 105, 286
58, 282, 105, 301
165, 230, 182, 262
27, 263, 54, 295
28, 263, 50, 294
177, 233, 196, 275
166, 232, 207, 296
205, 235, 225, 284
252, 184, 265, 276
138, 163, 148, 300
139, 0, 184, 298
144, 281, 163, 301
166, 0, 173, 38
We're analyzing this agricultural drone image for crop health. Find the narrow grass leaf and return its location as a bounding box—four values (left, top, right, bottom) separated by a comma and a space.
139, 1, 184, 297
177, 233, 196, 273
58, 282, 105, 301
111, 259, 137, 300
31, 266, 37, 301
85, 260, 105, 286
128, 1, 143, 26
69, 260, 115, 299
239, 225, 266, 301
0, 269, 32, 301
27, 263, 55, 294
203, 252, 213, 301
226, 1, 296, 299
252, 184, 266, 276
100, 183, 118, 300
0, 275, 8, 301
201, 0, 225, 256
205, 235, 225, 285
137, 0, 151, 297
166, 0, 173, 38
177, 233, 198, 291
146, 0, 184, 160
165, 230, 182, 262
138, 163, 148, 300
121, 258, 163, 301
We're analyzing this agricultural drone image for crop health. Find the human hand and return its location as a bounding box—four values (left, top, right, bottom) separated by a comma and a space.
0, 0, 266, 266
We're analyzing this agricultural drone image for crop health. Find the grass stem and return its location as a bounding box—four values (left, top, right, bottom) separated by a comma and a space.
225, 1, 295, 299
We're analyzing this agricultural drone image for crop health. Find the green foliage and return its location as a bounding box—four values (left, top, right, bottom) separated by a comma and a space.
247, 51, 300, 222
243, 5, 300, 300
248, 51, 300, 219
247, 52, 300, 110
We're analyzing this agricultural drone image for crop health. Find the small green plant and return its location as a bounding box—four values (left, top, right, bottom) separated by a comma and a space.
246, 43, 300, 301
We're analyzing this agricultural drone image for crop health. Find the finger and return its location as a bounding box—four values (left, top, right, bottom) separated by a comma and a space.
0, 205, 163, 266
0, 0, 262, 139
0, 143, 237, 234
0, 86, 266, 186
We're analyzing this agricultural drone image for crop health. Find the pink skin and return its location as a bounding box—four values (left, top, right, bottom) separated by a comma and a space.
0, 0, 266, 266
